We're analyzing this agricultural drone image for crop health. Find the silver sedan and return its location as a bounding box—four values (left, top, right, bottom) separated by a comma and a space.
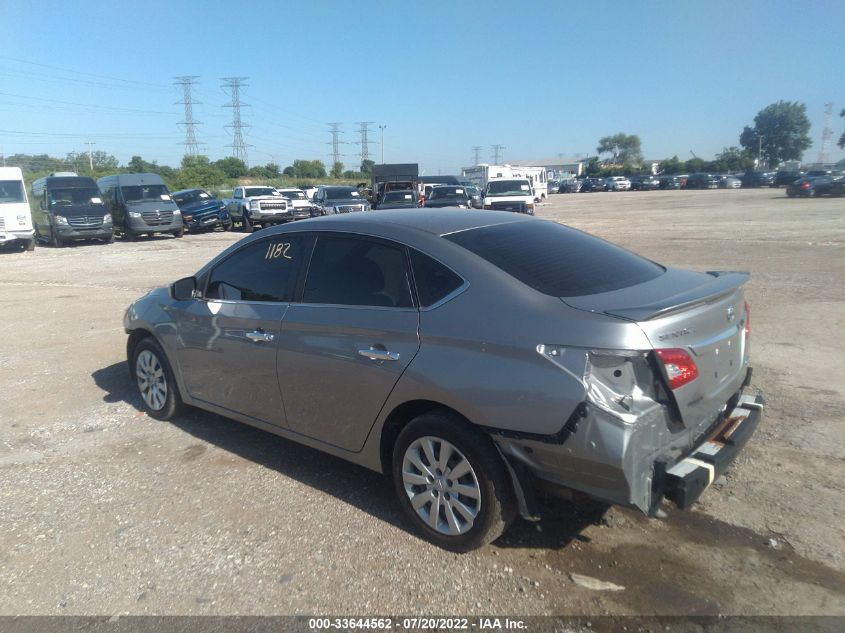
124, 209, 762, 550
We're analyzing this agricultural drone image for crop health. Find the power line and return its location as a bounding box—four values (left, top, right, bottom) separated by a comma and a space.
221, 77, 250, 166
357, 122, 374, 163
327, 122, 344, 166
472, 146, 482, 165
174, 76, 203, 156
491, 144, 506, 163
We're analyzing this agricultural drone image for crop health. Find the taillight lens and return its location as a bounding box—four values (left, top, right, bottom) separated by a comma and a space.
655, 348, 699, 390
800, 182, 811, 189
744, 301, 751, 338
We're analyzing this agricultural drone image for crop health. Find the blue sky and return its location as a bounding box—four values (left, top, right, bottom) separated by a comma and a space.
2, 0, 843, 173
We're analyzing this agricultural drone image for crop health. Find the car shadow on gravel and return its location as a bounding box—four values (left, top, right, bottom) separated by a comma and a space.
92, 360, 609, 549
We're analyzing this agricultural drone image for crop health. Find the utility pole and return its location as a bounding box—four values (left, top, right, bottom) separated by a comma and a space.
327, 122, 344, 168
84, 141, 96, 170
379, 124, 387, 163
221, 77, 250, 166
472, 146, 482, 165
174, 75, 202, 155
356, 122, 373, 164
491, 144, 506, 164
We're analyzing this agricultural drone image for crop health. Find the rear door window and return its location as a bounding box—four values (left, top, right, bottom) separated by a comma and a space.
445, 220, 664, 297
303, 235, 413, 308
206, 236, 303, 302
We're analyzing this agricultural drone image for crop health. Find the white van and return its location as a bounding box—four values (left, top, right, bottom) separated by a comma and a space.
0, 167, 35, 251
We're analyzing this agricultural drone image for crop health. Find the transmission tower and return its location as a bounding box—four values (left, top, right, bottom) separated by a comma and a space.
174, 76, 203, 155
221, 77, 250, 165
327, 123, 344, 166
472, 146, 482, 165
491, 144, 506, 164
817, 102, 834, 165
356, 122, 374, 163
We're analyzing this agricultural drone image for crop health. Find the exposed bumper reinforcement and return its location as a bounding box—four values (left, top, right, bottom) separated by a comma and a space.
664, 393, 763, 509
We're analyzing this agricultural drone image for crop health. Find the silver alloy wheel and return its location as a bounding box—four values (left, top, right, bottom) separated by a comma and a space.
136, 349, 167, 411
402, 436, 481, 536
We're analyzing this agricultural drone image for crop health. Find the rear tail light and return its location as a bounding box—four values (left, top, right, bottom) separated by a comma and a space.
655, 348, 699, 390
744, 301, 751, 338
800, 182, 811, 189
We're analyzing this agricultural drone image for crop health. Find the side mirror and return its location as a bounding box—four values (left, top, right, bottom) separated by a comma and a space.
171, 276, 197, 301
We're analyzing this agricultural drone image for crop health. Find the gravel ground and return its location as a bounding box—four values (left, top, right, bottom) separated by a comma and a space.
1, 188, 843, 616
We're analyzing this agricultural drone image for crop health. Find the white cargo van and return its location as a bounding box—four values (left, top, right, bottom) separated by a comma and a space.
0, 167, 35, 251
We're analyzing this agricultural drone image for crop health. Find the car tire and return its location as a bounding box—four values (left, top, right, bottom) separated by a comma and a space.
392, 411, 516, 552
223, 221, 233, 231
103, 232, 115, 244
51, 231, 63, 248
123, 225, 136, 241
173, 228, 184, 238
242, 211, 253, 233
131, 337, 185, 421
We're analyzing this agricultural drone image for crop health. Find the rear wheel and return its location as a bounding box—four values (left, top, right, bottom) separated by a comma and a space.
392, 411, 516, 551
131, 337, 185, 421
223, 220, 233, 231
51, 230, 63, 248
24, 238, 35, 251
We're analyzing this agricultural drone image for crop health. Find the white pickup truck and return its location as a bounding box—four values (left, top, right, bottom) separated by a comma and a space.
224, 185, 292, 232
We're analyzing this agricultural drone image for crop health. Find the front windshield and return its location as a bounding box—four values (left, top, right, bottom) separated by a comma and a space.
383, 191, 416, 203
0, 180, 26, 203
49, 187, 102, 206
325, 187, 360, 200
172, 190, 210, 205
280, 190, 307, 200
244, 187, 277, 197
486, 180, 530, 196
121, 184, 170, 202
429, 187, 467, 200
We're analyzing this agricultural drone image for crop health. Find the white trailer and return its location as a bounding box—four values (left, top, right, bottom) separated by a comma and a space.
461, 164, 548, 201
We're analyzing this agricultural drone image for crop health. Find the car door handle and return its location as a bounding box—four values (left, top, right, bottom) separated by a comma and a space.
245, 330, 274, 343
358, 347, 400, 362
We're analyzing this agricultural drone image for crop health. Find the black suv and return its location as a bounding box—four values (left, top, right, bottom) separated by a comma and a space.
685, 173, 720, 189
630, 175, 659, 191
741, 171, 776, 188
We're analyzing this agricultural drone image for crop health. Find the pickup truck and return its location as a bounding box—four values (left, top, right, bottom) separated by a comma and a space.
224, 186, 292, 232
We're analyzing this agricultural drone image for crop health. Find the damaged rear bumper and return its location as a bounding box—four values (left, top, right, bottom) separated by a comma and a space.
660, 393, 763, 511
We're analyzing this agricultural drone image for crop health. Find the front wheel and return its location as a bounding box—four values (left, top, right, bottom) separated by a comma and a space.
241, 211, 253, 233
223, 221, 233, 231
24, 238, 36, 251
392, 411, 516, 552
131, 337, 185, 420
172, 228, 184, 238
51, 231, 63, 248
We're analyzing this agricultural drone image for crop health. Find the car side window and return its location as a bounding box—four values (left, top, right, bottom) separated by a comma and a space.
303, 235, 413, 308
206, 236, 303, 302
410, 249, 464, 308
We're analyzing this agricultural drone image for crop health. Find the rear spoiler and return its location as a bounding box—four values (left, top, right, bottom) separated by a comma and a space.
603, 271, 750, 322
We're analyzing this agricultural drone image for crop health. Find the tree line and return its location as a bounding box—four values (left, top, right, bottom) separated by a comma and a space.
5, 152, 376, 193
587, 100, 819, 176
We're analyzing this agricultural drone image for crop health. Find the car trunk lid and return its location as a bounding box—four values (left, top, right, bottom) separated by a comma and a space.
563, 269, 750, 431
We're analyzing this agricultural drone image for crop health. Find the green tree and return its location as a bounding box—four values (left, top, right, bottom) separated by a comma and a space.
739, 101, 811, 166
658, 155, 682, 174
330, 161, 344, 178
173, 155, 228, 190
286, 159, 327, 179
360, 159, 375, 174
712, 147, 753, 172
684, 157, 706, 173
597, 133, 642, 165
838, 108, 845, 150
213, 157, 249, 179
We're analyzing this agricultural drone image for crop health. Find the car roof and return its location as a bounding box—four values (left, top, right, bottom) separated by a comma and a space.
272, 208, 531, 237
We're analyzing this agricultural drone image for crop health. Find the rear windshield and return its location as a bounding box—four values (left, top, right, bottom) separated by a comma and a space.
445, 220, 665, 297
429, 187, 467, 200
383, 191, 416, 202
